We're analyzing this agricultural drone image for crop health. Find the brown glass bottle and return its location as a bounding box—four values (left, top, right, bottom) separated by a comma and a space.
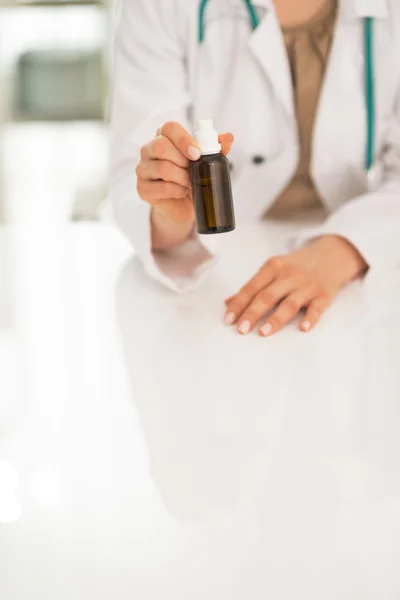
190, 152, 235, 234
190, 119, 235, 235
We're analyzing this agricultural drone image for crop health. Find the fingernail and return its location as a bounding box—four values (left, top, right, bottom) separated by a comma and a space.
260, 323, 272, 337
301, 321, 311, 332
188, 146, 201, 161
238, 320, 251, 335
224, 312, 236, 326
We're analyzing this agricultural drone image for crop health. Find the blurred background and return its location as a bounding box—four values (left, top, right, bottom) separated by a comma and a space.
0, 0, 116, 225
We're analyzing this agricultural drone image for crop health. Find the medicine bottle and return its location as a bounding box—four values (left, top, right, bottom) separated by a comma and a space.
190, 120, 235, 235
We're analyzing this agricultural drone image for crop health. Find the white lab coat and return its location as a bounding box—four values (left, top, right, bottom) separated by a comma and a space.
110, 0, 400, 292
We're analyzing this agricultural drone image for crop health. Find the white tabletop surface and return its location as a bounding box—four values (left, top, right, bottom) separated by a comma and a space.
1, 221, 400, 600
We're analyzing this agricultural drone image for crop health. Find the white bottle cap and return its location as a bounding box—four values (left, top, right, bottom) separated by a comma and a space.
195, 119, 221, 155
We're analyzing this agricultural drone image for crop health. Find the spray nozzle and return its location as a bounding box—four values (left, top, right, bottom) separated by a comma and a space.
195, 119, 221, 155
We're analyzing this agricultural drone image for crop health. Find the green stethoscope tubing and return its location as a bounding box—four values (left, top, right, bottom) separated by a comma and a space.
198, 0, 375, 171
364, 16, 375, 170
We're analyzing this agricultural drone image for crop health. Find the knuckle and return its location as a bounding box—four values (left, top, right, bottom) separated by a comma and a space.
158, 161, 172, 181
164, 182, 181, 198
310, 280, 324, 294
177, 134, 189, 151
312, 299, 324, 313
230, 293, 247, 309
258, 289, 276, 306
308, 308, 321, 322
181, 171, 191, 187
284, 297, 301, 313
268, 256, 284, 272
153, 136, 168, 156
135, 162, 143, 178
314, 291, 331, 308
162, 121, 179, 138
270, 314, 283, 329
163, 182, 174, 197
282, 265, 300, 280
320, 290, 333, 302
312, 301, 326, 316
242, 283, 258, 298
226, 300, 239, 313
310, 294, 330, 316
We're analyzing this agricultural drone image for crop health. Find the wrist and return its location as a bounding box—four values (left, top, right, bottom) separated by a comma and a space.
151, 208, 195, 251
313, 235, 368, 286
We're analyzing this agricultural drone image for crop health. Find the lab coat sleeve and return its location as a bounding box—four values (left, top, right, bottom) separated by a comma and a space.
292, 93, 400, 278
109, 0, 216, 293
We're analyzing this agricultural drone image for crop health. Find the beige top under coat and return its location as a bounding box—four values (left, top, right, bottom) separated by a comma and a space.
268, 0, 338, 218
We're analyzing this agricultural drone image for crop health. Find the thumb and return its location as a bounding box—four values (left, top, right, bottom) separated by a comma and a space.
219, 132, 234, 156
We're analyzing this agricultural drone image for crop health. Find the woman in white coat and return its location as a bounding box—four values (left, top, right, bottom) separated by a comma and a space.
110, 0, 400, 337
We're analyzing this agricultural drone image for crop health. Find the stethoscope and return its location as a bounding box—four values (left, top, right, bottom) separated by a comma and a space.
198, 0, 375, 171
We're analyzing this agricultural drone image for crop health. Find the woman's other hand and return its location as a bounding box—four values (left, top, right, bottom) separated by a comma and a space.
136, 121, 234, 250
224, 236, 368, 336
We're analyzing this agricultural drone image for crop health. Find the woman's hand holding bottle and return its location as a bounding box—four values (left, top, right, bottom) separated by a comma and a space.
136, 121, 234, 250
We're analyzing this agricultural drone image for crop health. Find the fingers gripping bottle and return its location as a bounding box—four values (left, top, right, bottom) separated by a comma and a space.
190, 120, 235, 234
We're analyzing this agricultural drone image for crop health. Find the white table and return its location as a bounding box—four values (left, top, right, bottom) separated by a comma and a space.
1, 222, 400, 600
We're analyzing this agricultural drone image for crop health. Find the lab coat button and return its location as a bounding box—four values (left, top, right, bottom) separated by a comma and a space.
252, 155, 265, 165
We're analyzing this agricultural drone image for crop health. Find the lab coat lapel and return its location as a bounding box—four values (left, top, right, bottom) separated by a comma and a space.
312, 0, 392, 211
248, 8, 295, 121
312, 13, 368, 210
